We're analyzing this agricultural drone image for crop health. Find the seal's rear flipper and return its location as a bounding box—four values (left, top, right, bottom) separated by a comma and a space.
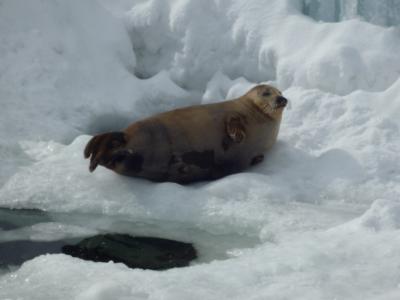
83, 132, 127, 172
84, 135, 101, 159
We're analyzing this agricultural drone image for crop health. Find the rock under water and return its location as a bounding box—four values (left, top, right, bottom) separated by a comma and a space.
62, 234, 197, 270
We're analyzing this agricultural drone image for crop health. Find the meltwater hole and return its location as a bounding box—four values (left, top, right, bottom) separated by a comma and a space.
1, 234, 196, 271
0, 208, 260, 272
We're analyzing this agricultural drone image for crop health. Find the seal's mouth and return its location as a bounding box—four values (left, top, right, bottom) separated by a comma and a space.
274, 96, 288, 109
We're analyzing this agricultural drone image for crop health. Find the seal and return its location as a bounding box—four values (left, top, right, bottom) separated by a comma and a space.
84, 84, 287, 183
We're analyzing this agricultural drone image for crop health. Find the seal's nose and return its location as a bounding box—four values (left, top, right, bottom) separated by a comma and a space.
276, 96, 288, 107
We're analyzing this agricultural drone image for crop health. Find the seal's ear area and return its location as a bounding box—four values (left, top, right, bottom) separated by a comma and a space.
225, 115, 246, 143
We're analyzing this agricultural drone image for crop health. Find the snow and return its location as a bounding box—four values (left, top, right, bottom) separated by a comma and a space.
1, 0, 400, 299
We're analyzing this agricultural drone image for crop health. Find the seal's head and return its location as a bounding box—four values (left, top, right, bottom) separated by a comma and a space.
84, 132, 127, 172
245, 84, 287, 120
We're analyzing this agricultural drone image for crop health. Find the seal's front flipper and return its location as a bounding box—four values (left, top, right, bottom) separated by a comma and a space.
225, 115, 246, 143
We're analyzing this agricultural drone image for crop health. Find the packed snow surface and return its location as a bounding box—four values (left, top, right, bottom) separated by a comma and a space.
1, 0, 400, 299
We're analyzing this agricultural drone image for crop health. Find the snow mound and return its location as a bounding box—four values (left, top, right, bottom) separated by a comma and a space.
355, 199, 400, 231
126, 0, 400, 94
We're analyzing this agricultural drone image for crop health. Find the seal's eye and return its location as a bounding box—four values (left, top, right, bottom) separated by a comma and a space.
262, 90, 271, 97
